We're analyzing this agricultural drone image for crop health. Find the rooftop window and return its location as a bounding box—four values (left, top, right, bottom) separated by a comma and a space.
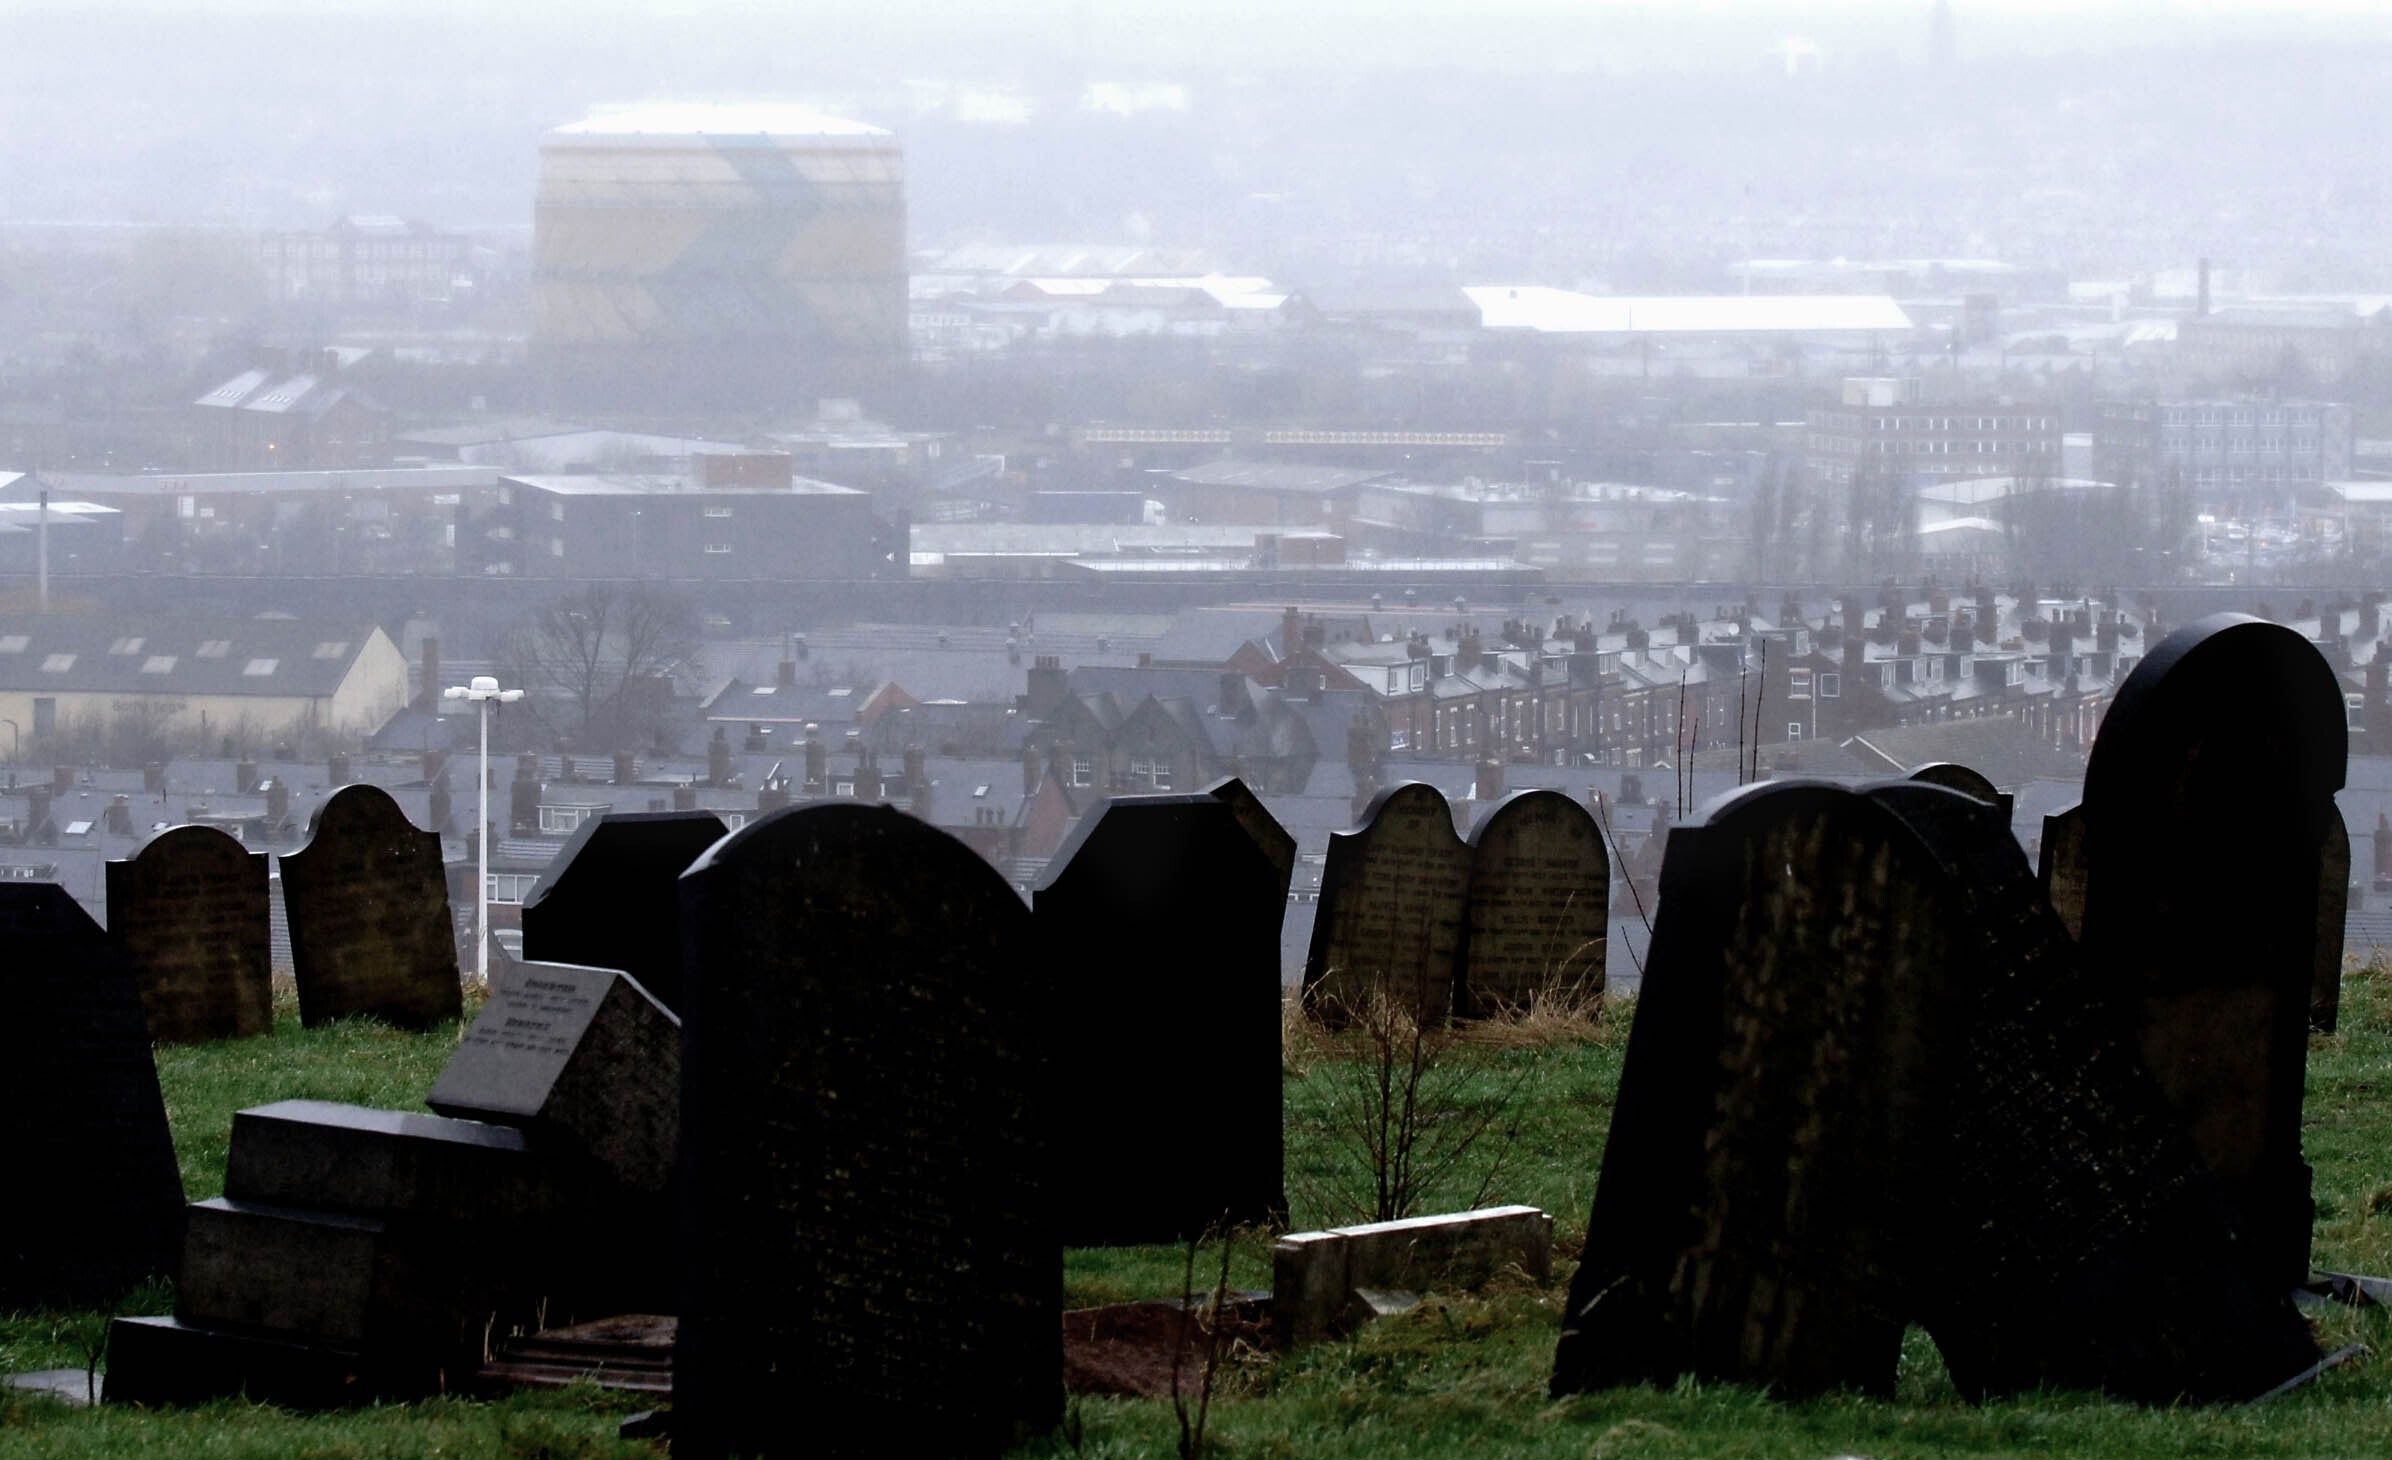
141, 656, 176, 674
196, 640, 232, 658
312, 641, 349, 659
40, 653, 74, 673
243, 658, 278, 677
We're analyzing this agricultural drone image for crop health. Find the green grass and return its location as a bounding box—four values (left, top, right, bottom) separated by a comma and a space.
11, 975, 2392, 1457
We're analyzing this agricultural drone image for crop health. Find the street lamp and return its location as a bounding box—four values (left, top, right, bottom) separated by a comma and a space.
441, 674, 522, 989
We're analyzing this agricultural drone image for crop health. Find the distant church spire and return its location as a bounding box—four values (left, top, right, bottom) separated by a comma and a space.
1929, 0, 1958, 71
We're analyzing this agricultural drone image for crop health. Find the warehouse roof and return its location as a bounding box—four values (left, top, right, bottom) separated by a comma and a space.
0, 617, 391, 698
547, 103, 891, 144
1464, 287, 1913, 335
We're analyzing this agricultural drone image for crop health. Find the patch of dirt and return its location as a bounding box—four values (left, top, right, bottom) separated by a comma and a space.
1062, 1299, 1270, 1398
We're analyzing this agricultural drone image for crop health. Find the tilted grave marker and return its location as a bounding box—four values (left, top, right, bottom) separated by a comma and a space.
0, 883, 187, 1307
1552, 781, 1956, 1400
677, 803, 1058, 1460
1552, 779, 2318, 1406
279, 784, 461, 1030
1303, 781, 1473, 1020
1459, 789, 1607, 1017
2066, 613, 2344, 1291
106, 823, 272, 1044
1907, 759, 2013, 820
519, 809, 727, 1014
1036, 794, 1284, 1243
428, 961, 680, 1195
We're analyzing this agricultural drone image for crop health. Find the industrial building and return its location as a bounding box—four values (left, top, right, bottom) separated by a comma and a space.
533, 103, 907, 412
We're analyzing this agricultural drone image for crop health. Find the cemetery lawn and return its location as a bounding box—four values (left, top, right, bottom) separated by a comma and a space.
6, 977, 2392, 1456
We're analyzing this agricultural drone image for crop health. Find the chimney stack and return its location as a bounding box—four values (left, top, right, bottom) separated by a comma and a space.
418, 637, 441, 713
614, 751, 636, 785
708, 727, 733, 788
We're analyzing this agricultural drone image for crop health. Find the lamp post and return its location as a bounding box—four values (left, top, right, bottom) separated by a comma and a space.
441, 674, 522, 988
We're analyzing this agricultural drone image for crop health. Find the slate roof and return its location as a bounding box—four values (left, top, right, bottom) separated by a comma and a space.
0, 617, 388, 699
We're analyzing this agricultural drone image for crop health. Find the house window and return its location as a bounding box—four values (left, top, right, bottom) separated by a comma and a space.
834, 778, 855, 796
1788, 722, 1804, 741
550, 502, 566, 522
704, 506, 735, 518
485, 872, 540, 905
550, 537, 565, 557
1389, 728, 1410, 751
1070, 755, 1094, 787
704, 543, 734, 555
537, 805, 599, 835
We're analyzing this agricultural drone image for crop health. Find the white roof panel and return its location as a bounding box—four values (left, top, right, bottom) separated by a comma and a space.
1464, 287, 1912, 335
548, 104, 891, 145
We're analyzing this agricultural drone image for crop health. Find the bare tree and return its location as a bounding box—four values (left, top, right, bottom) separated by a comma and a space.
501, 585, 703, 751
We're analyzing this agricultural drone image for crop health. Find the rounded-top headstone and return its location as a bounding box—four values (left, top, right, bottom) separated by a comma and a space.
280, 783, 461, 1031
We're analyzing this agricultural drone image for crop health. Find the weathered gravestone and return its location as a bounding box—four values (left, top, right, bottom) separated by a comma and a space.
428, 961, 679, 1195
1550, 779, 2317, 1405
1207, 774, 1297, 907
677, 803, 1058, 1460
1552, 781, 1958, 1400
106, 823, 272, 1043
1035, 794, 1284, 1243
1304, 781, 1472, 1020
280, 784, 461, 1030
1863, 780, 2318, 1402
2063, 613, 2344, 1292
1459, 789, 1607, 1017
0, 883, 187, 1307
519, 809, 727, 1013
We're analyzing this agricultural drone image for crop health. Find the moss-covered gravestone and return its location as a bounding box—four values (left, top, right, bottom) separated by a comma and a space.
106, 823, 272, 1043
279, 785, 460, 1030
676, 804, 1057, 1460
1304, 781, 1472, 1021
1459, 788, 1607, 1017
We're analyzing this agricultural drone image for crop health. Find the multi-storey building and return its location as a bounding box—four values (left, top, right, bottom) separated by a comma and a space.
2093, 397, 2354, 501
1805, 377, 2062, 490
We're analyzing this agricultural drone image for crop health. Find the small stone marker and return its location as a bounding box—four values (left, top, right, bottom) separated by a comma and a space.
1206, 775, 1297, 907
1459, 789, 1607, 1017
428, 962, 680, 1194
2067, 613, 2345, 1292
1304, 781, 1473, 1020
1035, 794, 1284, 1243
1274, 1205, 1552, 1347
106, 824, 272, 1044
677, 803, 1058, 1460
279, 784, 461, 1030
520, 809, 727, 1013
2036, 802, 2090, 939
0, 883, 186, 1307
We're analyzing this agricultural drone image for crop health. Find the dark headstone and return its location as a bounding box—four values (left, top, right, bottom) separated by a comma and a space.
1552, 781, 1957, 1400
107, 1315, 371, 1410
0, 883, 186, 1307
677, 804, 1058, 1460
1908, 760, 2013, 820
1303, 781, 1472, 1020
1551, 780, 2320, 1406
280, 784, 461, 1030
428, 962, 680, 1195
1459, 789, 1607, 1017
1036, 795, 1283, 1243
2069, 614, 2345, 1291
519, 809, 727, 1014
224, 1100, 555, 1224
1206, 775, 1297, 908
1864, 781, 2319, 1403
106, 825, 272, 1044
